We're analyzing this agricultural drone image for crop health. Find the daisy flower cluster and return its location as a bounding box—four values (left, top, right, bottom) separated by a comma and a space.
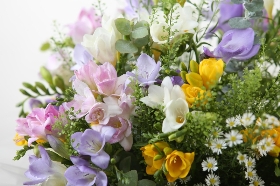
13, 0, 280, 185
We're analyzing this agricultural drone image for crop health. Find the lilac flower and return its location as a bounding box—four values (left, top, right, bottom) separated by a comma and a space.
206, 0, 243, 37
71, 44, 93, 70
24, 146, 67, 185
204, 28, 260, 62
65, 156, 107, 186
171, 76, 184, 86
71, 127, 115, 169
127, 53, 161, 86
29, 98, 43, 109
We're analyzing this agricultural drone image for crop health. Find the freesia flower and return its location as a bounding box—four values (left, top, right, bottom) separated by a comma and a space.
16, 104, 60, 146
24, 146, 67, 185
71, 44, 93, 70
264, 0, 274, 19
68, 8, 101, 44
127, 53, 161, 86
204, 28, 260, 63
65, 156, 107, 186
71, 127, 115, 169
165, 150, 195, 182
181, 84, 209, 106
199, 58, 224, 90
141, 142, 170, 175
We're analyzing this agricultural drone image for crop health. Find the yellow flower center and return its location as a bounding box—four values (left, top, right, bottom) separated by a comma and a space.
229, 121, 234, 126
216, 144, 222, 149
176, 116, 184, 123
253, 181, 259, 186
247, 161, 252, 167
207, 163, 213, 168
230, 136, 237, 142
248, 171, 253, 177
210, 178, 216, 184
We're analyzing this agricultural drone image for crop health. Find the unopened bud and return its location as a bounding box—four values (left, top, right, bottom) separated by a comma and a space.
163, 147, 173, 156
154, 154, 164, 161
190, 60, 199, 73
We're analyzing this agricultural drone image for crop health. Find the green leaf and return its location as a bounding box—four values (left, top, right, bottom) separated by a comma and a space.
275, 164, 280, 177
134, 20, 149, 29
131, 27, 148, 39
40, 42, 50, 51
118, 170, 138, 186
138, 179, 156, 186
53, 75, 65, 92
115, 39, 138, 53
247, 10, 263, 18
46, 150, 64, 162
119, 156, 131, 173
133, 36, 149, 48
19, 89, 33, 97
22, 82, 39, 94
40, 66, 53, 85
228, 17, 251, 29
35, 82, 49, 94
244, 2, 263, 12
115, 18, 132, 35
231, 0, 244, 3
47, 135, 69, 159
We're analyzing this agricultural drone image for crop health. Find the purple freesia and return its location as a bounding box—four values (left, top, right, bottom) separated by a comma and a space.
206, 0, 243, 37
29, 98, 43, 109
65, 156, 107, 186
204, 28, 260, 62
71, 127, 115, 169
24, 146, 66, 185
71, 44, 93, 70
127, 53, 161, 86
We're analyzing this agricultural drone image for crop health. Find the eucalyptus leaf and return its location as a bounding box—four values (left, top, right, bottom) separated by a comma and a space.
131, 27, 148, 39
119, 156, 131, 173
138, 179, 156, 186
47, 135, 70, 159
275, 165, 280, 177
247, 10, 263, 18
231, 0, 244, 3
40, 42, 50, 51
244, 1, 263, 12
228, 17, 251, 29
115, 18, 132, 35
134, 20, 149, 29
133, 36, 149, 47
115, 39, 138, 53
46, 150, 64, 162
118, 170, 138, 186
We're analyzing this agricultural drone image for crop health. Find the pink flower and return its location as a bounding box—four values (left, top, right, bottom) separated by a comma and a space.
85, 102, 110, 124
68, 8, 101, 44
16, 104, 59, 146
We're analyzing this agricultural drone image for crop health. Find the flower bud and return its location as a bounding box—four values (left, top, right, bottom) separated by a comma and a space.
163, 147, 173, 156
154, 154, 164, 161
186, 72, 203, 88
275, 158, 279, 165
180, 62, 188, 71
180, 71, 187, 83
190, 60, 199, 73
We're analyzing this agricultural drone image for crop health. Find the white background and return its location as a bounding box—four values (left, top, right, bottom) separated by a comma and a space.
0, 1, 94, 185
0, 0, 280, 185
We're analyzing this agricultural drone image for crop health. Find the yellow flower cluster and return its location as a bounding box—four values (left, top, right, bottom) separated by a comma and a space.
181, 58, 224, 107
141, 142, 195, 182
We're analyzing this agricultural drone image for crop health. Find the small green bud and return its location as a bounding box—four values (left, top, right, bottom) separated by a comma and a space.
163, 147, 173, 156
180, 71, 187, 83
33, 145, 40, 157
110, 158, 117, 165
180, 62, 188, 71
154, 154, 164, 161
275, 158, 279, 165
190, 60, 199, 73
175, 135, 185, 143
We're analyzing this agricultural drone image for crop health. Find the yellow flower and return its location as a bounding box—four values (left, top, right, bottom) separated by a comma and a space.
13, 133, 28, 146
185, 72, 203, 88
165, 150, 195, 182
181, 84, 209, 106
199, 58, 224, 90
141, 142, 169, 175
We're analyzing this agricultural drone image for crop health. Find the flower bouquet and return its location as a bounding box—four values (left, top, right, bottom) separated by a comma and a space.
14, 0, 280, 185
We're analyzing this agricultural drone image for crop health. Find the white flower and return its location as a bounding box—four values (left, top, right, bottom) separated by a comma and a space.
82, 12, 122, 65
249, 176, 265, 186
265, 114, 280, 126
162, 98, 189, 133
245, 167, 257, 180
150, 3, 198, 44
210, 139, 227, 155
205, 173, 220, 186
257, 137, 275, 156
263, 0, 274, 19
179, 175, 191, 184
224, 130, 243, 147
237, 152, 248, 164
240, 112, 255, 127
211, 127, 224, 139
201, 157, 218, 172
226, 117, 238, 128
244, 157, 256, 169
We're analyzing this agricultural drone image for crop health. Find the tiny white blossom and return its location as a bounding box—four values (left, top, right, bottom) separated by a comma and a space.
265, 114, 280, 126
210, 139, 227, 155
167, 182, 177, 186
226, 117, 238, 128
249, 176, 265, 186
202, 157, 218, 172
245, 167, 257, 180
211, 127, 224, 138
257, 137, 275, 156
179, 175, 191, 184
205, 173, 220, 186
224, 130, 243, 147
237, 152, 247, 164
244, 157, 256, 169
240, 112, 255, 127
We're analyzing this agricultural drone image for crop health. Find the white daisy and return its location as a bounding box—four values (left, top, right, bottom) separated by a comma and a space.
237, 152, 247, 164
205, 173, 220, 186
226, 117, 238, 128
265, 114, 280, 126
240, 112, 255, 127
194, 184, 206, 186
211, 127, 224, 138
257, 137, 275, 156
179, 175, 191, 184
245, 167, 257, 180
224, 130, 243, 147
210, 139, 227, 155
201, 157, 218, 172
249, 176, 265, 186
244, 157, 256, 169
